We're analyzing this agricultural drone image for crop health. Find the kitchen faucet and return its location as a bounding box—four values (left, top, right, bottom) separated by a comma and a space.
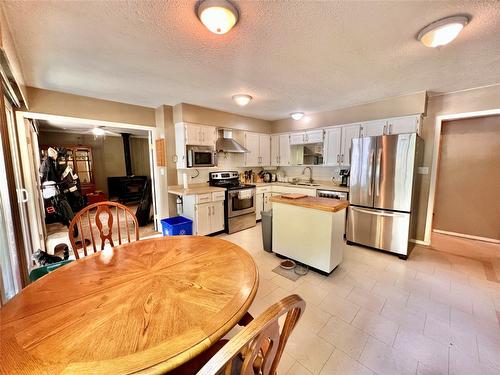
302, 166, 313, 184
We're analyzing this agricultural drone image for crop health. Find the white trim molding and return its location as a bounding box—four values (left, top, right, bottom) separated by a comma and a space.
425, 108, 500, 245
433, 229, 500, 245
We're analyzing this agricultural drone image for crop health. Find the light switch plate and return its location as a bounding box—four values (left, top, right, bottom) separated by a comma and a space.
418, 167, 429, 175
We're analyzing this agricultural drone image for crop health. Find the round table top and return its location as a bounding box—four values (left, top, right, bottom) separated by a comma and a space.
0, 236, 258, 374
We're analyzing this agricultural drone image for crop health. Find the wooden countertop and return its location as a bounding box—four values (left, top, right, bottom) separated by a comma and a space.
270, 195, 349, 213
0, 236, 258, 374
254, 181, 350, 192
168, 183, 226, 196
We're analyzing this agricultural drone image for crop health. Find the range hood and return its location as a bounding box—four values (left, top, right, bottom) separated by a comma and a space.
216, 129, 249, 153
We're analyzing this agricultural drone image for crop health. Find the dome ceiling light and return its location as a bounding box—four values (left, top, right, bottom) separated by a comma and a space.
417, 15, 469, 48
291, 112, 305, 121
232, 94, 252, 106
197, 0, 239, 35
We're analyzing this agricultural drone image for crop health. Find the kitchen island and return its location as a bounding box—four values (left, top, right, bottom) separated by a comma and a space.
270, 195, 349, 274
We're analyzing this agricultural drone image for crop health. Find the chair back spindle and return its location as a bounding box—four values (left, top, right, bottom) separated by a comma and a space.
69, 201, 139, 259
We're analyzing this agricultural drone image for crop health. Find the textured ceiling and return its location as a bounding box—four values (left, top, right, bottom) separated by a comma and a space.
37, 119, 149, 137
3, 1, 500, 120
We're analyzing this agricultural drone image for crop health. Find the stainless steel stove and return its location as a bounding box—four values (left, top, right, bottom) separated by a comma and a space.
209, 171, 256, 234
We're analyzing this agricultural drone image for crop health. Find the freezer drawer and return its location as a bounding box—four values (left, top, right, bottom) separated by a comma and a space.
347, 206, 410, 255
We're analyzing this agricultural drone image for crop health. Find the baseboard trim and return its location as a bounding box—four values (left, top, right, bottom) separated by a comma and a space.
409, 239, 430, 246
432, 229, 500, 244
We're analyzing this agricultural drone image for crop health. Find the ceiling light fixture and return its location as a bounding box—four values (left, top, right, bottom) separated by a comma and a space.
197, 0, 239, 35
232, 94, 252, 106
417, 15, 469, 48
92, 127, 106, 136
291, 112, 305, 121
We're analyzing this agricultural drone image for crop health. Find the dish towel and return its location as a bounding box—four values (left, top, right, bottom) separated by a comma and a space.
238, 189, 253, 200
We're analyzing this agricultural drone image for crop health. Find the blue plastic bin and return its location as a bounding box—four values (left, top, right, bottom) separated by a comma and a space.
161, 216, 193, 236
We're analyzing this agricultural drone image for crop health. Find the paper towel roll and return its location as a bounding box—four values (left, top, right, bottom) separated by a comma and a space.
183, 173, 188, 189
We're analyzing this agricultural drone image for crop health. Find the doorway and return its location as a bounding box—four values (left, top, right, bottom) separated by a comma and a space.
431, 114, 500, 268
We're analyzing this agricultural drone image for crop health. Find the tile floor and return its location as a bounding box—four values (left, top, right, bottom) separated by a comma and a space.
218, 224, 500, 375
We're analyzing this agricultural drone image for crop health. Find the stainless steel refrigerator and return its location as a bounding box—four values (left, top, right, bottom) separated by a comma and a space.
346, 133, 423, 258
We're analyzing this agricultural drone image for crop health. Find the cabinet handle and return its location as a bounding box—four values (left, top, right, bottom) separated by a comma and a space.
389, 124, 393, 134
383, 124, 387, 134
341, 154, 344, 163
173, 155, 178, 162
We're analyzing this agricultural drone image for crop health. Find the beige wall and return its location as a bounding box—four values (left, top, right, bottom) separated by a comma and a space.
415, 84, 500, 242
38, 132, 150, 195
271, 92, 427, 133
174, 103, 272, 133
26, 87, 156, 127
433, 116, 500, 240
0, 6, 28, 105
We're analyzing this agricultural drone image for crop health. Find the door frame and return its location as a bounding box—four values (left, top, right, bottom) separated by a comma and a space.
425, 108, 500, 245
14, 111, 160, 252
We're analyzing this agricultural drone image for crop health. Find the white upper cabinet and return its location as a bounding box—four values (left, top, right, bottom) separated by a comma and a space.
244, 132, 271, 167
278, 134, 291, 166
324, 127, 342, 166
340, 124, 361, 166
289, 132, 306, 145
271, 134, 280, 166
183, 123, 217, 146
360, 115, 420, 137
289, 130, 324, 145
259, 134, 271, 166
305, 129, 324, 144
360, 119, 387, 137
386, 116, 420, 135
271, 134, 291, 166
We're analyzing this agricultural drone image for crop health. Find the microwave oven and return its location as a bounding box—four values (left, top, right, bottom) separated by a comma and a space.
187, 146, 217, 167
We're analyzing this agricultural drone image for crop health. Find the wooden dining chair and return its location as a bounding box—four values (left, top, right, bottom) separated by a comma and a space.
68, 201, 139, 259
171, 294, 306, 375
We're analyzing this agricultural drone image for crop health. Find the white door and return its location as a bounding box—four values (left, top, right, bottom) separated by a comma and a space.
200, 125, 217, 147
259, 134, 271, 166
387, 116, 419, 135
360, 120, 387, 137
211, 201, 225, 232
341, 124, 361, 166
290, 132, 305, 145
195, 203, 211, 235
279, 134, 291, 166
255, 192, 263, 220
305, 129, 324, 144
185, 124, 201, 145
244, 132, 260, 166
263, 192, 272, 211
324, 127, 342, 166
271, 135, 280, 166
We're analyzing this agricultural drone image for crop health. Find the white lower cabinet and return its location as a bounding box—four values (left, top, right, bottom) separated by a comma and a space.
182, 194, 225, 235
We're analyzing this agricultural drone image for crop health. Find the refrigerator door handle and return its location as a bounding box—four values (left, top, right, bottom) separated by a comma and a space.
368, 149, 375, 197
350, 207, 406, 218
374, 147, 382, 197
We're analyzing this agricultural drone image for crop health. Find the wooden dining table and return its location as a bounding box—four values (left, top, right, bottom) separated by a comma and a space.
0, 236, 259, 374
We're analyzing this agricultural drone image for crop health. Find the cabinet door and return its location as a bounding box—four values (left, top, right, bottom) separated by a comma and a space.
290, 132, 305, 145
341, 124, 361, 166
175, 123, 187, 168
271, 135, 280, 166
185, 124, 201, 145
244, 132, 260, 166
200, 125, 217, 146
387, 116, 419, 135
324, 127, 342, 166
263, 192, 272, 211
210, 201, 225, 233
361, 120, 387, 137
305, 129, 324, 144
195, 203, 211, 235
279, 134, 291, 166
259, 134, 271, 166
255, 192, 263, 220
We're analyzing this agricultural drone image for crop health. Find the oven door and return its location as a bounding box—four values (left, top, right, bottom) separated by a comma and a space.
187, 147, 217, 167
228, 189, 256, 217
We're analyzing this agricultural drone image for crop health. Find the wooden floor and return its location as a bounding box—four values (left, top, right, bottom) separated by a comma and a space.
430, 232, 500, 283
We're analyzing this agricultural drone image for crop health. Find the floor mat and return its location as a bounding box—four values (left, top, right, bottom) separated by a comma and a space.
272, 265, 302, 281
